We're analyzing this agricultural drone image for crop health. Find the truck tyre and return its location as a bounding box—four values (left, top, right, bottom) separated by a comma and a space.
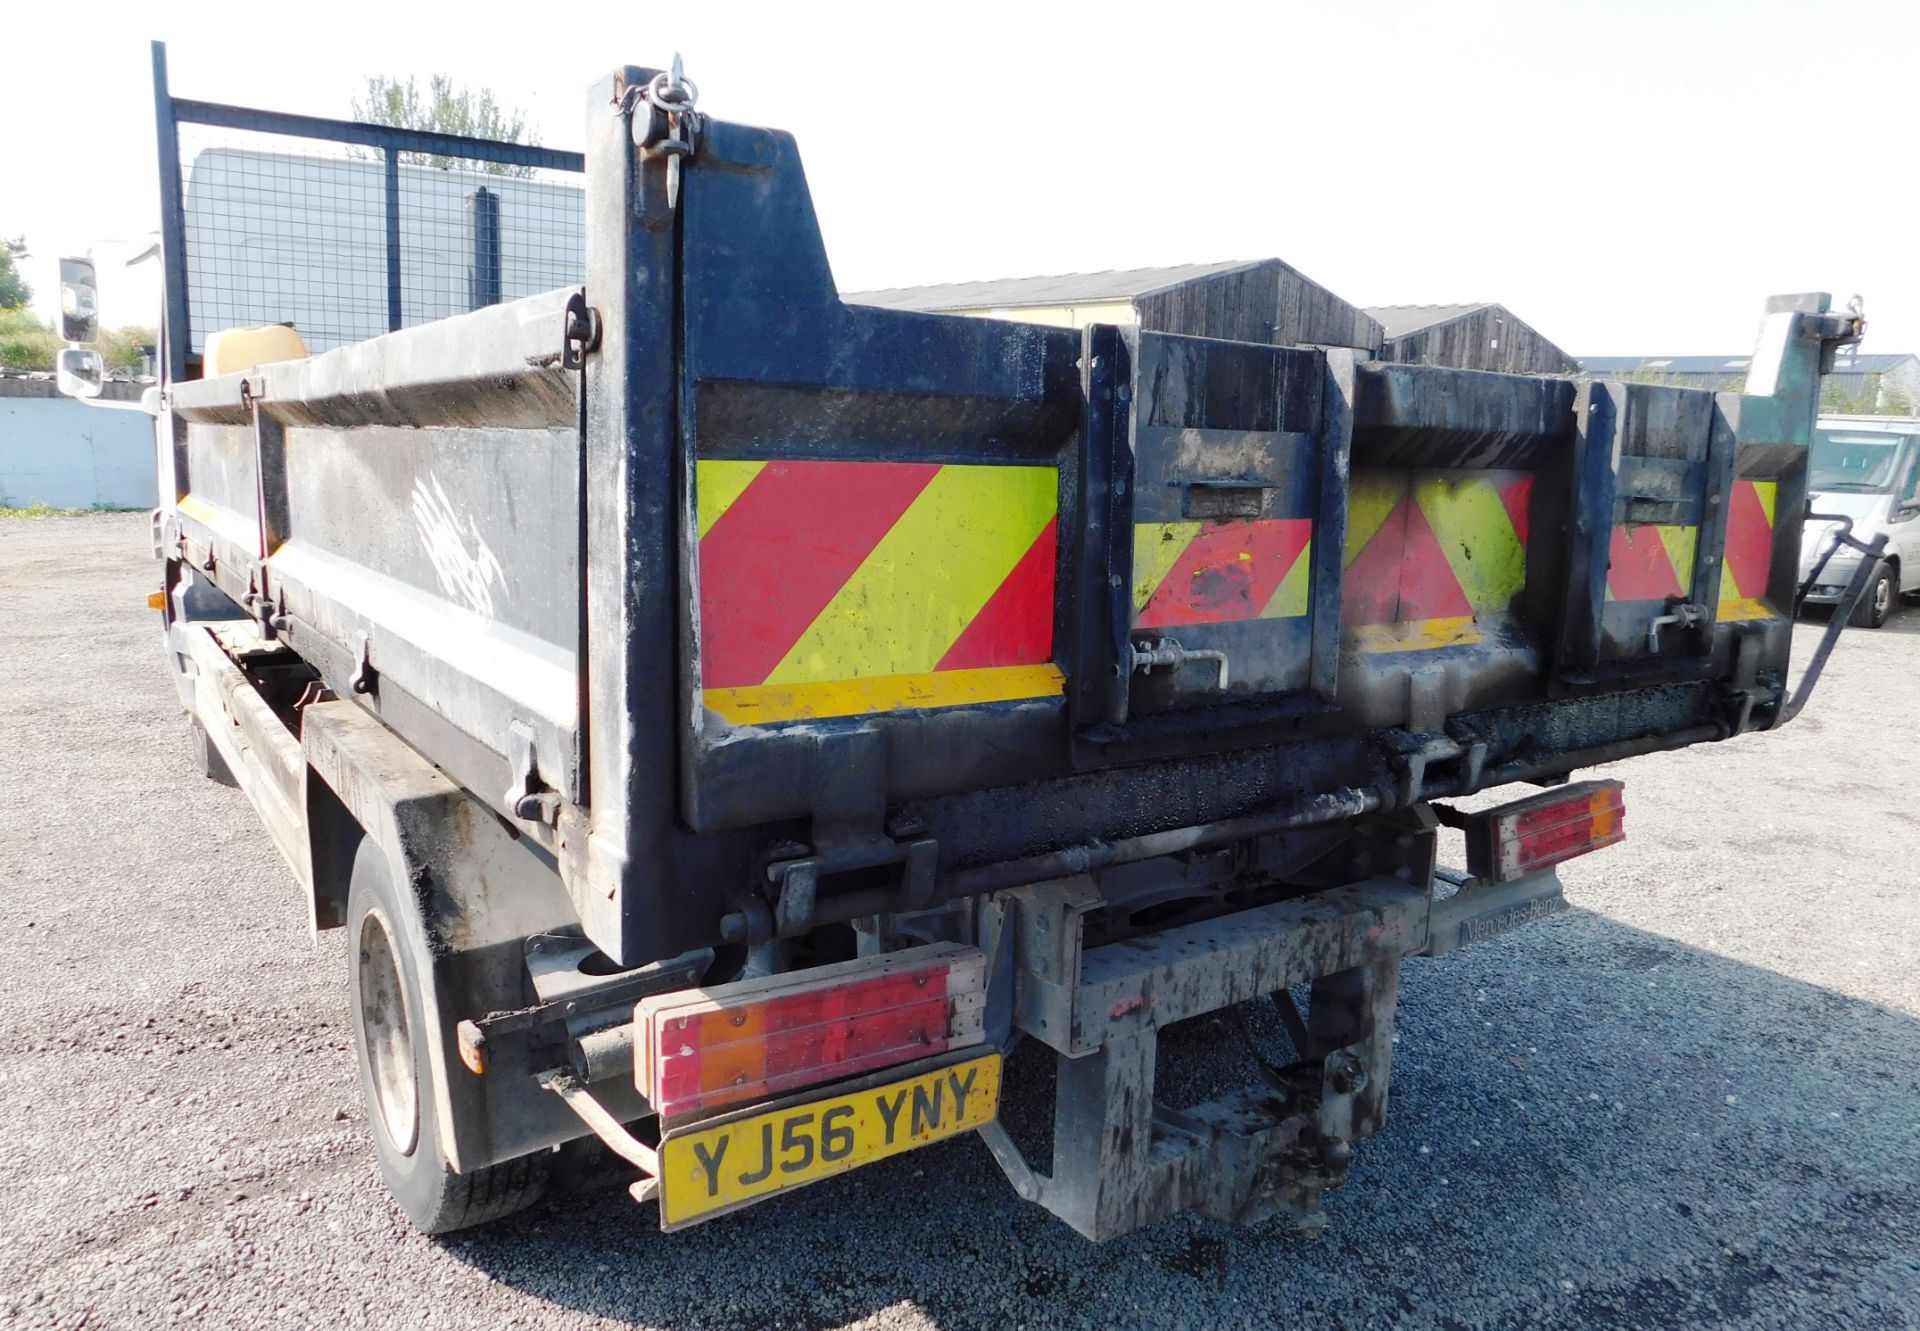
1849, 562, 1897, 629
188, 718, 237, 787
347, 840, 549, 1233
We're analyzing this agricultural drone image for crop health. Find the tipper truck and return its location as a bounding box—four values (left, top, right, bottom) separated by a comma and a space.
54, 47, 1884, 1239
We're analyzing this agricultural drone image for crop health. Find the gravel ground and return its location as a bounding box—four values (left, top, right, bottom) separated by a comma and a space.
2, 511, 1916, 1331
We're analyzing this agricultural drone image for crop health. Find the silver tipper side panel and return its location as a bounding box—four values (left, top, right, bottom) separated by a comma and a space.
167, 289, 583, 877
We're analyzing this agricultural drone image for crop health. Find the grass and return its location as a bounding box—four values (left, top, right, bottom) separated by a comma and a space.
0, 500, 148, 519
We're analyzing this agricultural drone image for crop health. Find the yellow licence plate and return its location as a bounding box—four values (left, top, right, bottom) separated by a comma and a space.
657, 1052, 1001, 1228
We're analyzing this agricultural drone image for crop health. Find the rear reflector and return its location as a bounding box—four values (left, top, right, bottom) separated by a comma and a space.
636, 942, 986, 1123
1464, 779, 1625, 882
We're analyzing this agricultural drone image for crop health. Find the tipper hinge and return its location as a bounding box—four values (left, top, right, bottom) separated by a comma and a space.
505, 720, 561, 825
723, 834, 942, 946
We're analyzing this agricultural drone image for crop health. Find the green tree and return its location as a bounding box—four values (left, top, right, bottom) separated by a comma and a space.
352, 75, 538, 177
0, 309, 155, 375
0, 237, 30, 309
99, 325, 157, 375
0, 307, 59, 371
1819, 374, 1911, 416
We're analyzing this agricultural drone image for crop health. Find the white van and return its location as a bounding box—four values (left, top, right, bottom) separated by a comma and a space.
1800, 414, 1920, 627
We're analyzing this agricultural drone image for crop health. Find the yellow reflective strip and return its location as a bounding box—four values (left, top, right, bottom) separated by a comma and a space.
767, 465, 1057, 685
1132, 522, 1200, 612
1344, 472, 1404, 567
1752, 480, 1777, 526
1413, 476, 1526, 613
1656, 524, 1698, 587
176, 493, 260, 552
695, 460, 767, 538
176, 494, 215, 524
1261, 536, 1313, 618
705, 664, 1065, 725
1718, 595, 1773, 622
1349, 615, 1483, 654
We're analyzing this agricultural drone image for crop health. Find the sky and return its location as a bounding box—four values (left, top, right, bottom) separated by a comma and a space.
5, 0, 1917, 357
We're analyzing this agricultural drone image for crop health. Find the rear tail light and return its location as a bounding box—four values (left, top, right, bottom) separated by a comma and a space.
1464, 779, 1625, 882
636, 942, 986, 1122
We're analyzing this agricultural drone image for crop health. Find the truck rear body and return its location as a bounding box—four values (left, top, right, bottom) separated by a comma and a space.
131, 51, 1868, 1238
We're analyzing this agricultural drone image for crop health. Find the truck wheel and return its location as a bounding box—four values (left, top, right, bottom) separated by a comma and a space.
347, 840, 549, 1233
1849, 563, 1897, 629
188, 718, 237, 787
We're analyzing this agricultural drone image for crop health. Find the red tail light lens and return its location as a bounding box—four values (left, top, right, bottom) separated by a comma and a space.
1465, 779, 1625, 882
636, 943, 986, 1123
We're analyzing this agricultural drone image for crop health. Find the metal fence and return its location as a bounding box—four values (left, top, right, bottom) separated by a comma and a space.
153, 42, 585, 380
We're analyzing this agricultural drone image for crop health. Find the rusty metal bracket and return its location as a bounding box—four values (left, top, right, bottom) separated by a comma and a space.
1814, 295, 1867, 371
987, 873, 1419, 1240
629, 56, 701, 208
560, 291, 602, 370
1417, 868, 1568, 957
537, 1070, 660, 1175
241, 575, 280, 642
505, 720, 562, 826
455, 938, 708, 1082
734, 836, 944, 943
772, 857, 818, 935
347, 629, 376, 696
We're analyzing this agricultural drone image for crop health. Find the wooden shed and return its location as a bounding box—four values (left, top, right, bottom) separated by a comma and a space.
1364, 303, 1578, 376
850, 259, 1383, 354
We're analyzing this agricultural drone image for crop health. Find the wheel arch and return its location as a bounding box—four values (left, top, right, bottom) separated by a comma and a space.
301, 700, 601, 1173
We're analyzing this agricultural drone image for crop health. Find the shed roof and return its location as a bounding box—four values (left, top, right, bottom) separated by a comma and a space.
847, 260, 1261, 312
1363, 303, 1491, 338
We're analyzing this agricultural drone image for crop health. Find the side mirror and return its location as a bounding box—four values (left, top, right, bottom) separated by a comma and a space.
56, 346, 105, 399
59, 256, 99, 344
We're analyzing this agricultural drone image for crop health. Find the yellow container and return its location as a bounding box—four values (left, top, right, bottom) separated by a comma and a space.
203, 323, 308, 378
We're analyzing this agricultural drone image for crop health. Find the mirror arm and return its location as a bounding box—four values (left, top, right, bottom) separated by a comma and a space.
77, 394, 162, 416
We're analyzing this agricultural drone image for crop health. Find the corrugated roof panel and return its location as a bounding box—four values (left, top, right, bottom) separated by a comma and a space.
1362, 303, 1490, 338
1581, 353, 1918, 374
845, 260, 1261, 312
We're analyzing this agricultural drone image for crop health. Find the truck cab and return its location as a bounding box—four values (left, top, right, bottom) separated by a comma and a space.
1801, 415, 1920, 627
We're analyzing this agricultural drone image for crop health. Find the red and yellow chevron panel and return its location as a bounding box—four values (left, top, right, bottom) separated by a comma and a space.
696, 460, 1062, 724
1603, 480, 1776, 623
1606, 523, 1696, 601
1718, 479, 1777, 621
1132, 519, 1313, 628
1342, 469, 1534, 653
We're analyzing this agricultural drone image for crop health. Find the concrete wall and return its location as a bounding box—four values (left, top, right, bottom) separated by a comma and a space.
0, 380, 158, 510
